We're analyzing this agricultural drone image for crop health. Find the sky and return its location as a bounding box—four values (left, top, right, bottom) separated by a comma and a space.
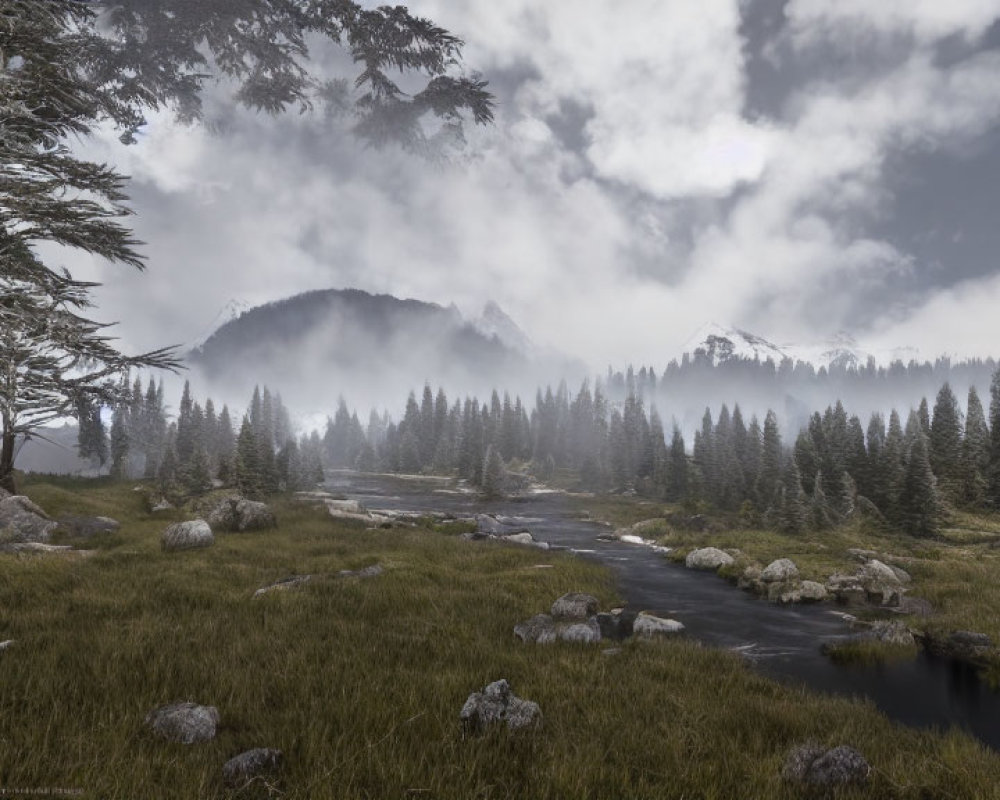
59, 0, 1000, 372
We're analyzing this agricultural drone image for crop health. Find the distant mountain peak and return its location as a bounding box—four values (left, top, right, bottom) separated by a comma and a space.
472, 301, 534, 355
190, 298, 252, 349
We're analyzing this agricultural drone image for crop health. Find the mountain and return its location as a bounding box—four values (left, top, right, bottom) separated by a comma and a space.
186, 288, 581, 413
682, 322, 924, 369
190, 298, 252, 349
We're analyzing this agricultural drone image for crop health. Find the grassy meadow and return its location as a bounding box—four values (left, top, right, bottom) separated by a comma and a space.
1, 477, 1000, 798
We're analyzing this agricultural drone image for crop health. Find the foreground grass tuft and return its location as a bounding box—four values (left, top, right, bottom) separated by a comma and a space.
0, 479, 999, 798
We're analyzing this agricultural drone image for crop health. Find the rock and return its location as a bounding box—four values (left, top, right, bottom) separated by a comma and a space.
55, 515, 120, 538
927, 630, 995, 662
768, 582, 801, 604
0, 486, 9, 501
949, 630, 992, 648
783, 744, 870, 787
761, 558, 799, 583
161, 520, 214, 552
892, 596, 933, 616
825, 573, 868, 606
868, 621, 915, 646
502, 532, 536, 546
858, 559, 904, 605
846, 548, 879, 562
207, 497, 277, 532
337, 564, 383, 579
737, 565, 762, 591
551, 592, 599, 620
633, 613, 685, 638
222, 748, 283, 787
799, 581, 828, 602
0, 496, 57, 544
0, 640, 13, 651
254, 575, 312, 597
150, 498, 175, 513
684, 547, 734, 570
460, 679, 541, 734
145, 702, 219, 744
513, 614, 557, 644
889, 565, 912, 584
596, 611, 635, 640
559, 617, 602, 644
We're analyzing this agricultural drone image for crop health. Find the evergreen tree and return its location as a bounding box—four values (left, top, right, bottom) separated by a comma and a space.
900, 430, 941, 536
756, 411, 782, 506
109, 405, 130, 480
962, 385, 990, 506
988, 366, 1000, 507
780, 458, 808, 534
235, 416, 263, 498
481, 445, 506, 498
811, 470, 835, 529
929, 382, 963, 498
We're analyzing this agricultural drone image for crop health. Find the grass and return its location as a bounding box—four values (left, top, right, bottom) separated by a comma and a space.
822, 640, 921, 667
1, 478, 1000, 797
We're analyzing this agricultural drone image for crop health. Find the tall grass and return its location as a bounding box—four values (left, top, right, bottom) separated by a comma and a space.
0, 480, 998, 798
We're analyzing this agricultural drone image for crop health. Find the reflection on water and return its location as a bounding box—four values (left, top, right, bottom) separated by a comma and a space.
327, 471, 1000, 750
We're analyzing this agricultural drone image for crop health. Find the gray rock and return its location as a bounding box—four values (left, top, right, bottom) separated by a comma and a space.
889, 564, 912, 584
596, 611, 635, 640
799, 580, 828, 602
337, 564, 383, 580
869, 620, 915, 646
859, 560, 904, 605
161, 520, 214, 552
502, 532, 535, 546
150, 498, 175, 513
513, 614, 557, 644
55, 515, 120, 538
0, 640, 13, 651
768, 582, 802, 604
893, 596, 933, 616
684, 547, 734, 570
950, 630, 992, 648
0, 496, 57, 544
761, 558, 799, 583
783, 744, 870, 787
460, 679, 541, 734
633, 613, 685, 638
846, 548, 879, 562
825, 573, 868, 606
558, 617, 601, 644
254, 575, 312, 597
145, 702, 219, 744
551, 592, 599, 620
207, 497, 277, 532
737, 565, 762, 591
222, 748, 283, 787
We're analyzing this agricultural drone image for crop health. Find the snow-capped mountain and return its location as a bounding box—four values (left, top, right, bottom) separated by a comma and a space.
681, 322, 925, 368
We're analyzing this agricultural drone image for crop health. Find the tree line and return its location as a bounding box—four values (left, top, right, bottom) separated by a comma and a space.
323, 368, 1000, 536
77, 381, 323, 499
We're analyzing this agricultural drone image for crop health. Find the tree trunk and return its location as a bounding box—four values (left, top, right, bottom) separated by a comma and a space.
0, 426, 16, 494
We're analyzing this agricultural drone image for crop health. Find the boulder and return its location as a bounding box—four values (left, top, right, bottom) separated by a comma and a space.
207, 497, 277, 532
633, 613, 685, 638
868, 620, 915, 647
337, 564, 383, 579
768, 582, 802, 604
596, 611, 635, 640
161, 520, 214, 552
685, 547, 734, 570
798, 581, 828, 602
782, 744, 870, 787
460, 679, 541, 734
858, 560, 904, 605
0, 496, 57, 544
558, 618, 602, 644
55, 515, 120, 538
825, 573, 868, 606
222, 748, 283, 787
502, 532, 536, 546
513, 614, 557, 644
254, 575, 312, 597
0, 640, 13, 652
737, 565, 762, 591
145, 702, 219, 744
551, 593, 599, 620
761, 558, 799, 583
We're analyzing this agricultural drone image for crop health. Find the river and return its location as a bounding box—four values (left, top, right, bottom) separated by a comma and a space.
327, 471, 1000, 750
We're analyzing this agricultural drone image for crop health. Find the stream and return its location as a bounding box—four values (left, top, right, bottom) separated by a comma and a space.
327, 471, 1000, 751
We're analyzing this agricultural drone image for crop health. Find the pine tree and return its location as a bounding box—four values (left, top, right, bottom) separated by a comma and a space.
481, 445, 506, 498
780, 459, 808, 534
109, 405, 130, 480
811, 470, 835, 529
929, 382, 963, 499
756, 411, 782, 507
962, 385, 990, 506
900, 430, 941, 536
988, 367, 1000, 507
235, 416, 263, 498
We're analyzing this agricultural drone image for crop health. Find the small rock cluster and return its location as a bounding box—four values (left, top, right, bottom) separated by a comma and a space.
206, 496, 277, 532
825, 558, 910, 606
460, 514, 550, 549
782, 743, 870, 788
145, 703, 282, 786
514, 592, 683, 645
736, 558, 828, 604
460, 679, 541, 734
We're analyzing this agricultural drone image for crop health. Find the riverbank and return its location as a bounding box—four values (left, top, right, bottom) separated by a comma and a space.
574, 494, 1000, 679
3, 476, 1000, 797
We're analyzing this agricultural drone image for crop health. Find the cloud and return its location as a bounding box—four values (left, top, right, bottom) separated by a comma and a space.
48, 0, 1000, 399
